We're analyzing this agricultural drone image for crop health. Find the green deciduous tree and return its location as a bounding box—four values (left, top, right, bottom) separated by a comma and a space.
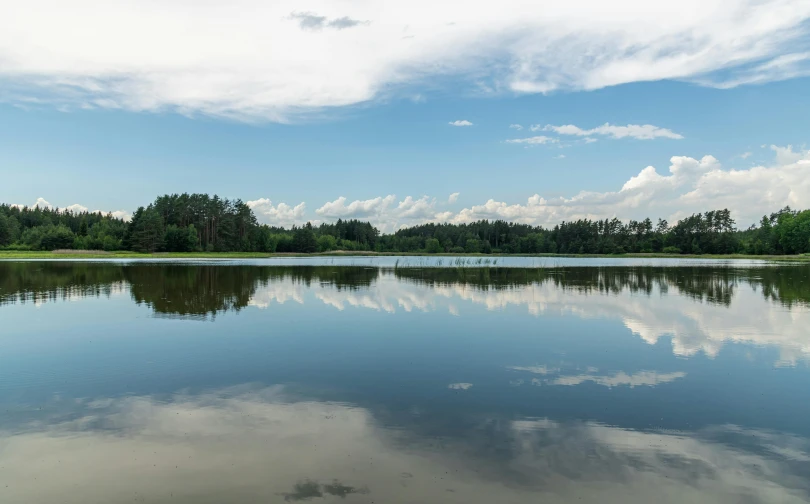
425, 238, 442, 254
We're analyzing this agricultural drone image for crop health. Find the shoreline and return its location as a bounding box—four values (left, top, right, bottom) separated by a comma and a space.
1, 250, 808, 261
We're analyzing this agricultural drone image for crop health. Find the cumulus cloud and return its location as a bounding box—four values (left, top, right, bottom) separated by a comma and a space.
247, 198, 307, 227
770, 144, 804, 164
21, 145, 803, 233
11, 197, 54, 209
2, 1, 809, 121
109, 210, 132, 221
10, 198, 130, 220
66, 203, 88, 213
302, 145, 809, 231
316, 195, 397, 219
448, 192, 460, 203
447, 146, 810, 227
449, 120, 473, 126
543, 123, 684, 140
316, 195, 440, 231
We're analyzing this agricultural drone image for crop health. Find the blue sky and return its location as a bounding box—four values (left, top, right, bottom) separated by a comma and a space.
1, 0, 809, 229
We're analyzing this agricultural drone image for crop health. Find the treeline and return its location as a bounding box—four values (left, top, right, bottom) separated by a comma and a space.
1, 194, 809, 255
387, 207, 809, 255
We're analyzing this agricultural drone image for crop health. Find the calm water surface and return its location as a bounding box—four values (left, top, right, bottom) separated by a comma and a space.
1, 260, 809, 503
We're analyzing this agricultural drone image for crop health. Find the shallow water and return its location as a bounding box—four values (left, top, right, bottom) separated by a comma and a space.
1, 260, 809, 503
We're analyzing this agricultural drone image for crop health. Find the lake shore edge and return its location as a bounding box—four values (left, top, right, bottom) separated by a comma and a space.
1, 250, 809, 261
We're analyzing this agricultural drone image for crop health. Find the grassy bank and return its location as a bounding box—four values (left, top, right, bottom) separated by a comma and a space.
1, 250, 809, 261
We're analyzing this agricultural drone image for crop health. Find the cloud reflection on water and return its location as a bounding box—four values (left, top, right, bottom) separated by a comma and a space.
251, 270, 810, 365
2, 386, 809, 504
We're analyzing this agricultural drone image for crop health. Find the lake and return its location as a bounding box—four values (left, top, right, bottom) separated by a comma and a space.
1, 259, 809, 503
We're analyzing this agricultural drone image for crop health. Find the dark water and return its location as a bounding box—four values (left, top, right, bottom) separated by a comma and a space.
1, 260, 809, 504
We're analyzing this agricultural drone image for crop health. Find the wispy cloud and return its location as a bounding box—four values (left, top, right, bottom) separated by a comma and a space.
508, 365, 558, 375
449, 120, 473, 127
448, 192, 460, 203
542, 123, 683, 140
326, 16, 369, 30
550, 371, 686, 388
505, 136, 557, 145
2, 1, 808, 121
448, 383, 473, 390
289, 11, 369, 31
509, 124, 523, 130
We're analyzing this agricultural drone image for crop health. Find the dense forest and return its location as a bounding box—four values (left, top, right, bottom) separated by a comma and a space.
1, 193, 809, 255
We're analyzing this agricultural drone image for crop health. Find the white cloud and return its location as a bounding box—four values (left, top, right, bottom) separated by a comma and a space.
555, 154, 566, 159
507, 365, 558, 375
299, 145, 810, 231
549, 371, 686, 388
505, 135, 557, 145
11, 197, 54, 209
316, 195, 397, 219
584, 138, 598, 144
269, 268, 810, 366
316, 195, 439, 231
395, 196, 437, 219
66, 203, 88, 213
770, 144, 804, 165
447, 146, 810, 227
34, 197, 52, 208
10, 198, 131, 220
449, 120, 473, 126
508, 366, 687, 388
448, 382, 473, 390
246, 198, 307, 227
2, 1, 809, 121
544, 123, 684, 140
740, 152, 752, 159
509, 124, 523, 130
448, 192, 460, 203
5, 387, 807, 504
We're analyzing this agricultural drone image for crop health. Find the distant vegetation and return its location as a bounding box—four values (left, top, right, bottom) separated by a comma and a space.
1, 193, 809, 255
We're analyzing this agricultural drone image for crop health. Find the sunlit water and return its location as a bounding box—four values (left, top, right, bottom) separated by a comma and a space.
1, 260, 809, 503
